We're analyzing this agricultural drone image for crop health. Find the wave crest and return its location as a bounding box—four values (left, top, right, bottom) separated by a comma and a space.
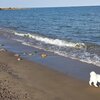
14, 32, 86, 49
12, 31, 100, 67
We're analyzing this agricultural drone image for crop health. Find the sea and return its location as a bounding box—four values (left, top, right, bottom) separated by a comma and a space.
0, 6, 100, 67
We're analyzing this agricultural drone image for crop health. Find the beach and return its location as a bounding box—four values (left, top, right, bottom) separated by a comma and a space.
0, 6, 100, 100
0, 47, 100, 100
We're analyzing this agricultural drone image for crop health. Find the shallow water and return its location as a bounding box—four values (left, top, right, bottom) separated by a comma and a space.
0, 6, 100, 67
1, 33, 100, 81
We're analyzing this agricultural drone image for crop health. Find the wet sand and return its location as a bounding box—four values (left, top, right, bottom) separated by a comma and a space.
0, 50, 100, 100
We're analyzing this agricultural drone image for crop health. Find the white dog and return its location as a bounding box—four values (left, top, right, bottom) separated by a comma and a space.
89, 71, 100, 87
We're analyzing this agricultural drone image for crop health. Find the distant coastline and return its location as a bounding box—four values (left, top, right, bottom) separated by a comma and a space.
0, 7, 29, 10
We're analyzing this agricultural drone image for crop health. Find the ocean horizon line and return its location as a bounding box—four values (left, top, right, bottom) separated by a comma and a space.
0, 5, 100, 10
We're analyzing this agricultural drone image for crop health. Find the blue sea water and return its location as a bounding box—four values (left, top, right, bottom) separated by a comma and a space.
0, 6, 100, 66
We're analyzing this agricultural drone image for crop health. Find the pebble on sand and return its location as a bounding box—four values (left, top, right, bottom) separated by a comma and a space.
14, 54, 20, 57
0, 48, 7, 52
22, 52, 27, 55
28, 53, 33, 56
41, 53, 47, 58
17, 57, 22, 61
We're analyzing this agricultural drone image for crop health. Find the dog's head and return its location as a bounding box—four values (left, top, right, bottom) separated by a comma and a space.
90, 71, 96, 76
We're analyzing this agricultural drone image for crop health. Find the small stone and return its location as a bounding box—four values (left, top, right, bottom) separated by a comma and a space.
17, 57, 22, 61
0, 49, 7, 52
28, 53, 33, 56
23, 52, 27, 55
41, 53, 47, 58
14, 54, 20, 57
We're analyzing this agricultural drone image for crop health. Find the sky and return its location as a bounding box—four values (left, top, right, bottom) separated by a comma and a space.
0, 0, 100, 8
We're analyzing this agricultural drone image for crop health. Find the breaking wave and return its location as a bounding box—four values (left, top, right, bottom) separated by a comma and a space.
12, 31, 100, 67
14, 32, 86, 49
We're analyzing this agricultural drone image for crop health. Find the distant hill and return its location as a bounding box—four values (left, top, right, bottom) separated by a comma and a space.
0, 8, 27, 10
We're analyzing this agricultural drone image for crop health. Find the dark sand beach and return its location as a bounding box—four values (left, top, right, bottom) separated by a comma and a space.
0, 48, 100, 100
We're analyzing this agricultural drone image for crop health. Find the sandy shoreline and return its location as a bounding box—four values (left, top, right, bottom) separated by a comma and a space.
0, 28, 100, 99
0, 49, 100, 100
0, 28, 100, 81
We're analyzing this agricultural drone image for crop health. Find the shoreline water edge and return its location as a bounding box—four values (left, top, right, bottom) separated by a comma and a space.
0, 7, 100, 68
0, 6, 100, 99
0, 28, 100, 100
0, 27, 100, 81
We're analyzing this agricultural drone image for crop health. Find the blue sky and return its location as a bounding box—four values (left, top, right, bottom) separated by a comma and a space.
0, 0, 100, 8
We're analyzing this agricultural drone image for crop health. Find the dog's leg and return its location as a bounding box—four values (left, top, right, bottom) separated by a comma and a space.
94, 82, 98, 87
89, 80, 92, 86
97, 82, 100, 87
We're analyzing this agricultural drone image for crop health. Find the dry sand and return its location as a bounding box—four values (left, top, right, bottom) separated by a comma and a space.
0, 50, 100, 100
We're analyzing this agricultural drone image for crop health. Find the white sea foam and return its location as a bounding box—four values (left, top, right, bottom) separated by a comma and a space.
13, 31, 100, 67
13, 38, 100, 67
14, 32, 86, 49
